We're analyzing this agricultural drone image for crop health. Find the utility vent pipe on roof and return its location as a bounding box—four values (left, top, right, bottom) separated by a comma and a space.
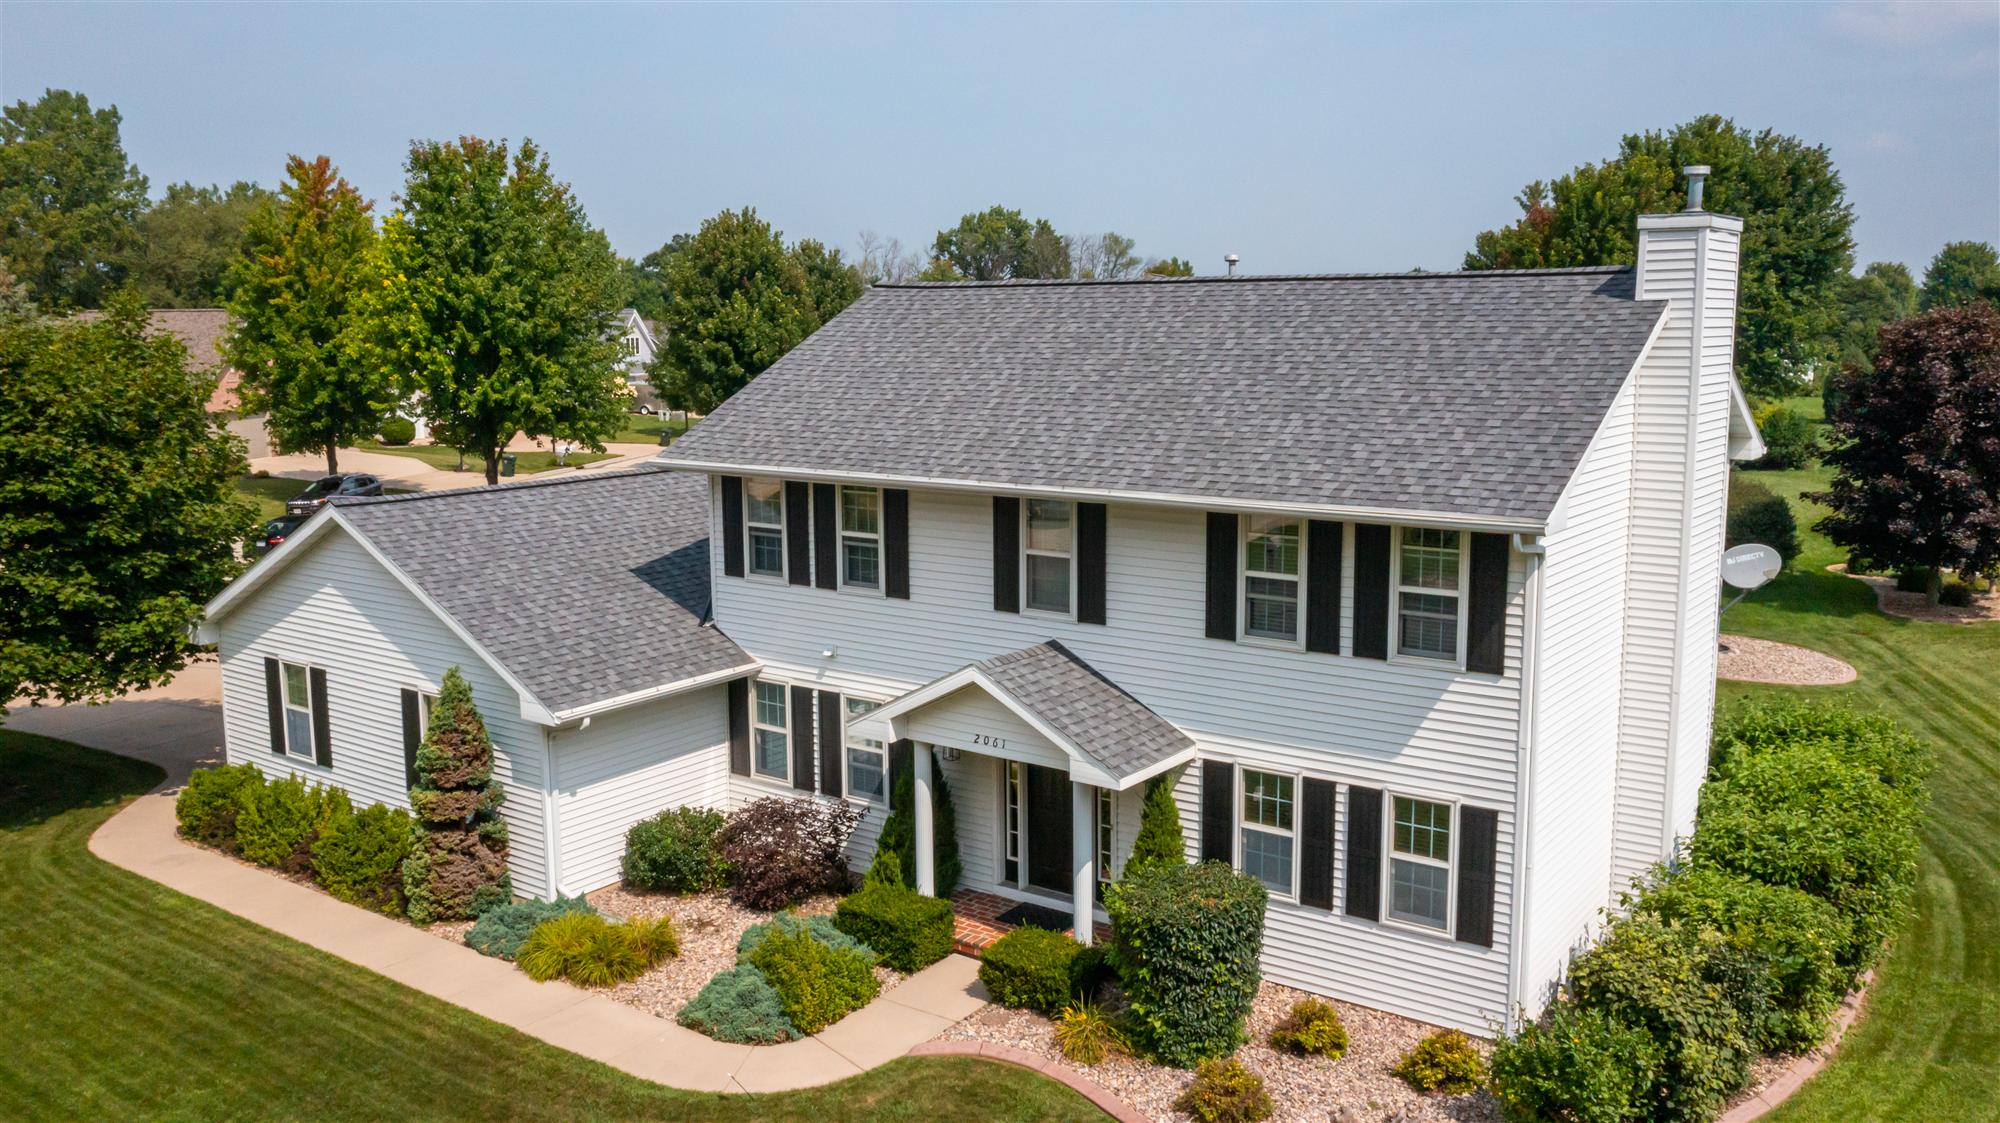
1224, 253, 1240, 277
1683, 165, 1711, 212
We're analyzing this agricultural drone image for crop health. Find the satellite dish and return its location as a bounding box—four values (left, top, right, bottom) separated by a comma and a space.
1722, 544, 1782, 591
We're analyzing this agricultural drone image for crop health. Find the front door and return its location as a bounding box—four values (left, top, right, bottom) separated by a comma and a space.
1025, 764, 1073, 895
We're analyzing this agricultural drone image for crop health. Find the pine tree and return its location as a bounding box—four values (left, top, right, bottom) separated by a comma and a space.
1124, 768, 1189, 878
401, 666, 510, 923
873, 749, 961, 896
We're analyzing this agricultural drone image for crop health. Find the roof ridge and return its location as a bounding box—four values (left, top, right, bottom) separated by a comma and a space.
874, 266, 1632, 289
331, 462, 670, 508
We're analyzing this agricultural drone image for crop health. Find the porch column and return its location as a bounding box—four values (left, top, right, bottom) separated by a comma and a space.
1071, 780, 1094, 946
914, 743, 936, 896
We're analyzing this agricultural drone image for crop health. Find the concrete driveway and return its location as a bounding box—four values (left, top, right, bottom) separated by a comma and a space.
1, 657, 223, 787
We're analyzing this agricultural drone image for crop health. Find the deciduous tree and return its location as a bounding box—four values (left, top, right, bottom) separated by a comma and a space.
930, 205, 1071, 280
1920, 241, 2000, 311
1071, 232, 1140, 280
1833, 262, 1919, 369
1812, 303, 2000, 603
224, 156, 387, 475
0, 89, 148, 310
0, 293, 257, 711
1144, 256, 1195, 278
127, 181, 273, 308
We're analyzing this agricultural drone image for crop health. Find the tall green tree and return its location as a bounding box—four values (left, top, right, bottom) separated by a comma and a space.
224, 156, 387, 475
127, 181, 273, 308
0, 293, 257, 712
1144, 256, 1195, 278
649, 207, 862, 413
1920, 241, 2000, 311
1833, 262, 1920, 369
1072, 232, 1140, 279
1812, 303, 2000, 603
0, 89, 149, 310
1465, 115, 1856, 400
361, 137, 625, 483
402, 666, 510, 923
930, 205, 1071, 280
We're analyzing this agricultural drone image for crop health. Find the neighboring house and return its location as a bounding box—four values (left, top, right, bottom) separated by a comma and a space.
612, 307, 662, 408
198, 180, 1761, 1034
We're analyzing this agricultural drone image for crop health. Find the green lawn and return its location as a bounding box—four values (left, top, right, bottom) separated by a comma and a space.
354, 440, 615, 474
232, 474, 303, 521
0, 732, 1101, 1121
1718, 464, 2000, 1121
610, 413, 691, 446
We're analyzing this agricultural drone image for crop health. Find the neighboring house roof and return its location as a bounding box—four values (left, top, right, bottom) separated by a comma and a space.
202, 467, 755, 721
660, 268, 1669, 526
74, 307, 241, 412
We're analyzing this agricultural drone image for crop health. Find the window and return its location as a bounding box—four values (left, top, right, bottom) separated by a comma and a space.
1243, 515, 1302, 642
840, 487, 881, 590
1096, 787, 1116, 892
745, 479, 785, 578
1239, 769, 1295, 895
1396, 527, 1463, 660
752, 681, 789, 781
1023, 499, 1073, 614
416, 689, 438, 738
1004, 762, 1023, 884
845, 697, 886, 803
1387, 795, 1454, 931
280, 660, 315, 761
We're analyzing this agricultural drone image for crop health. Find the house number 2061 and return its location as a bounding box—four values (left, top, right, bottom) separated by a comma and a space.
972, 733, 1008, 750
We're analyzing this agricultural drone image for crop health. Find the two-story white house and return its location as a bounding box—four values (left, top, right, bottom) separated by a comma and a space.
197, 179, 1760, 1034
612, 307, 663, 409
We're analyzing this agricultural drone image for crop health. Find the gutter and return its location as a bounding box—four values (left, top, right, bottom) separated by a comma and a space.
1506, 532, 1547, 1029
543, 661, 760, 725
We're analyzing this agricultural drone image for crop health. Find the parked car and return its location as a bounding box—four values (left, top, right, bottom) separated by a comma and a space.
285, 473, 381, 515
253, 513, 310, 556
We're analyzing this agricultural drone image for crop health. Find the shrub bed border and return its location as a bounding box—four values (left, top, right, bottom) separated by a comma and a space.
1717, 972, 1873, 1123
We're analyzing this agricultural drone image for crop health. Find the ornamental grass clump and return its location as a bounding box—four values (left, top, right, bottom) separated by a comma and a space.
1267, 997, 1348, 1060
1105, 860, 1268, 1067
1173, 1058, 1273, 1123
401, 667, 510, 924
1392, 1028, 1486, 1094
466, 896, 599, 961
516, 912, 676, 987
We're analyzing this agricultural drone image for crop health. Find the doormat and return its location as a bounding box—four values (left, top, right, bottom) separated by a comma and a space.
994, 901, 1074, 931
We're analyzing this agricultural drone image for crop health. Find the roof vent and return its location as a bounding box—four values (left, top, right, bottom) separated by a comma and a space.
1683, 165, 1711, 212
1224, 253, 1240, 278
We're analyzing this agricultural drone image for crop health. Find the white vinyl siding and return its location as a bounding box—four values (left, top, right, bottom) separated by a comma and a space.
1242, 514, 1302, 643
744, 478, 785, 579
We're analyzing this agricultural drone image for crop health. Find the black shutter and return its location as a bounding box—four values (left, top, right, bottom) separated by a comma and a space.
1467, 533, 1509, 675
1077, 502, 1107, 625
1353, 524, 1391, 660
400, 688, 422, 789
1344, 786, 1383, 920
992, 497, 1020, 613
889, 739, 914, 803
784, 481, 811, 587
720, 476, 745, 578
790, 684, 815, 791
264, 657, 285, 755
813, 484, 838, 591
1305, 520, 1343, 654
308, 667, 331, 767
817, 689, 843, 798
727, 678, 750, 776
1204, 513, 1238, 641
1456, 805, 1499, 947
1200, 759, 1234, 864
1300, 777, 1337, 910
884, 489, 910, 600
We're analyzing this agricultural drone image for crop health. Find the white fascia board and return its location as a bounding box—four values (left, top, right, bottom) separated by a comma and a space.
545, 660, 760, 725
868, 664, 1141, 789
653, 460, 1546, 534
1542, 308, 1668, 539
195, 507, 347, 642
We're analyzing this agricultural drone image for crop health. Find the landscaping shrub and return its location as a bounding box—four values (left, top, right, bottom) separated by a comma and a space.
1690, 741, 1923, 973
677, 963, 799, 1043
1123, 767, 1188, 877
311, 802, 414, 913
1748, 405, 1817, 470
627, 914, 681, 963
1053, 999, 1124, 1065
1173, 1058, 1273, 1123
466, 896, 598, 961
736, 912, 868, 960
978, 926, 1084, 1014
1489, 1002, 1663, 1123
1894, 566, 1932, 594
832, 879, 955, 973
1105, 860, 1267, 1067
237, 773, 349, 873
1069, 942, 1115, 1002
746, 923, 880, 1034
873, 754, 961, 894
516, 912, 674, 987
174, 763, 264, 850
1392, 1029, 1486, 1094
621, 805, 728, 893
1939, 580, 1976, 607
377, 416, 416, 446
403, 667, 510, 924
718, 796, 862, 910
1634, 866, 1848, 1052
1725, 476, 1800, 565
1267, 997, 1348, 1059
1709, 697, 1931, 796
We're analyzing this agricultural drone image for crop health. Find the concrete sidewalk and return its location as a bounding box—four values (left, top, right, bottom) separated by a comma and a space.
250, 443, 665, 493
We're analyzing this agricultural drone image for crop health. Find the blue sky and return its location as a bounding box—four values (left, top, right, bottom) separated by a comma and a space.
4, 1, 1995, 276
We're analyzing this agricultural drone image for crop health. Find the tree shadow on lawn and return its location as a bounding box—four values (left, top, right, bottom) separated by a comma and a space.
0, 732, 163, 833
1736, 565, 1885, 622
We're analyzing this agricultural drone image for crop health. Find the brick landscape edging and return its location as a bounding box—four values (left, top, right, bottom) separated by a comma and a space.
1717, 972, 1874, 1123
907, 1041, 1149, 1123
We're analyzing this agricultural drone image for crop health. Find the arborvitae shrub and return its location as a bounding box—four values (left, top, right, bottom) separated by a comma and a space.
1124, 768, 1189, 877
978, 926, 1085, 1014
311, 802, 414, 914
1173, 1058, 1272, 1123
746, 924, 879, 1034
174, 763, 265, 850
677, 964, 798, 1043
237, 773, 349, 872
1267, 998, 1348, 1059
873, 753, 961, 894
1105, 860, 1267, 1067
621, 805, 728, 893
1392, 1029, 1487, 1094
466, 896, 598, 961
402, 667, 510, 924
1489, 1002, 1662, 1123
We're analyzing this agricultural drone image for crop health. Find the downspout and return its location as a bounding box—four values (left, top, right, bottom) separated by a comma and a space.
1506, 532, 1546, 1030
540, 720, 582, 899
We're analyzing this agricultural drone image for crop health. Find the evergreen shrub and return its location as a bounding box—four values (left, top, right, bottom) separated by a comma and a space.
466, 896, 598, 961
746, 924, 880, 1034
621, 805, 728, 893
832, 880, 955, 973
402, 667, 510, 924
1105, 860, 1267, 1067
174, 763, 265, 850
237, 773, 349, 873
978, 926, 1084, 1014
311, 802, 413, 913
677, 964, 798, 1043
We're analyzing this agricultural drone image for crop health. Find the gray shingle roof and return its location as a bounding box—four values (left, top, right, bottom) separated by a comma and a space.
331, 467, 752, 715
975, 641, 1193, 781
661, 268, 1665, 523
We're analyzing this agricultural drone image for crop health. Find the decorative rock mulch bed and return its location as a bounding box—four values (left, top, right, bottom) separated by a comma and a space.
1717, 634, 1858, 686
1829, 564, 2000, 624
935, 979, 1501, 1123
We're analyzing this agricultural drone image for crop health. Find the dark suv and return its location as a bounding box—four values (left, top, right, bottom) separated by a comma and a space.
253, 513, 310, 556
285, 473, 382, 516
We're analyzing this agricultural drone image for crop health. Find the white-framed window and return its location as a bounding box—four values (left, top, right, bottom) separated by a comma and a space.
1238, 768, 1296, 896
279, 660, 316, 761
1096, 787, 1116, 892
752, 680, 790, 782
416, 689, 439, 738
744, 478, 785, 579
840, 486, 881, 591
1242, 514, 1302, 643
1023, 499, 1074, 615
844, 696, 886, 803
1003, 761, 1024, 884
1386, 794, 1455, 931
1394, 527, 1465, 662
